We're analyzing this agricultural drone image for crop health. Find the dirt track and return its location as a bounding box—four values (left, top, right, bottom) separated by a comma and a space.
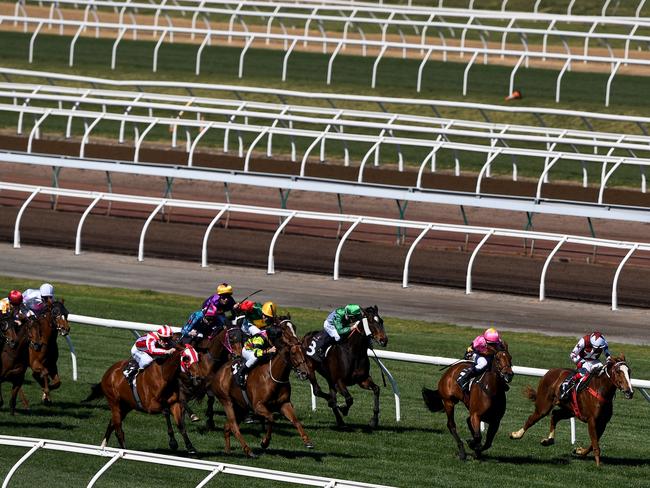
1, 134, 650, 308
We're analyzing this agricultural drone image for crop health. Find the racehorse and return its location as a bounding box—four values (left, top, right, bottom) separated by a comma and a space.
84, 344, 202, 455
181, 325, 243, 428
422, 345, 514, 460
509, 354, 633, 466
301, 305, 388, 428
27, 300, 70, 405
0, 319, 31, 414
209, 320, 313, 457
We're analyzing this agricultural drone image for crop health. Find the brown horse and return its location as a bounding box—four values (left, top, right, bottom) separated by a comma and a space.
84, 344, 202, 454
209, 320, 313, 457
0, 319, 31, 414
422, 345, 514, 460
27, 300, 70, 405
509, 354, 633, 466
302, 305, 388, 428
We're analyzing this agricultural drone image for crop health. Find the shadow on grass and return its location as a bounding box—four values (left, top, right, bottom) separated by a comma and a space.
0, 419, 77, 430
304, 422, 438, 435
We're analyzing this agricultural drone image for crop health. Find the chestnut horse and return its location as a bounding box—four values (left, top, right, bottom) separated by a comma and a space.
84, 344, 202, 455
0, 319, 31, 414
209, 320, 312, 457
27, 300, 70, 405
422, 345, 514, 460
301, 305, 388, 428
509, 354, 633, 466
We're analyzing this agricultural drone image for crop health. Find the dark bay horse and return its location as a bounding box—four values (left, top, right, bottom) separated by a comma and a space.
509, 354, 633, 466
209, 320, 313, 457
302, 305, 388, 428
0, 319, 31, 414
84, 344, 202, 454
27, 300, 70, 405
423, 345, 514, 460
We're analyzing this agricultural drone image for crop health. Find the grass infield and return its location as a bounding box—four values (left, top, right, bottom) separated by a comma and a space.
0, 276, 649, 487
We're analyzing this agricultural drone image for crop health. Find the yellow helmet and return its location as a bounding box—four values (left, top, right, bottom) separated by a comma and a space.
262, 301, 277, 318
216, 283, 233, 295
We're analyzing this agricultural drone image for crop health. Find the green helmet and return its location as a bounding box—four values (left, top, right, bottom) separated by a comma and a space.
344, 304, 362, 320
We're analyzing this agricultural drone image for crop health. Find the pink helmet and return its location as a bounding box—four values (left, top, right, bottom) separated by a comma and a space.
181, 345, 199, 373
157, 325, 174, 338
483, 327, 500, 344
590, 331, 607, 349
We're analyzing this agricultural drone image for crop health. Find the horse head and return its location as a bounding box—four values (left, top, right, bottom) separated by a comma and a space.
273, 320, 311, 381
25, 313, 47, 351
180, 344, 202, 387
51, 300, 70, 336
492, 343, 514, 384
362, 305, 388, 347
605, 354, 634, 399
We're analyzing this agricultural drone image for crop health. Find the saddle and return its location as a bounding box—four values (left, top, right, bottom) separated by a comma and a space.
122, 360, 144, 410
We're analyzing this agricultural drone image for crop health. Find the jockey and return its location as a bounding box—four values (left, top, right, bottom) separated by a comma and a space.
234, 327, 280, 387
457, 328, 503, 393
201, 283, 237, 329
236, 300, 277, 336
307, 304, 363, 362
1, 290, 24, 340
22, 283, 55, 314
559, 331, 611, 401
124, 325, 175, 381
181, 303, 221, 342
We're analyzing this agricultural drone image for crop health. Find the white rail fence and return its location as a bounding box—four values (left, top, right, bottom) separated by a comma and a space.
4, 78, 650, 194
4, 181, 650, 310
4, 1, 650, 103
0, 434, 391, 488
4, 83, 650, 213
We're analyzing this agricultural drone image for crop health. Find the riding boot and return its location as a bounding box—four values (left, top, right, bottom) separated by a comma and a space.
456, 367, 477, 393
235, 364, 249, 388
123, 359, 139, 383
559, 373, 579, 401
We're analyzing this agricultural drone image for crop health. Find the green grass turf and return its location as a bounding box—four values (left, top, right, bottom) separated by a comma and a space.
0, 275, 649, 487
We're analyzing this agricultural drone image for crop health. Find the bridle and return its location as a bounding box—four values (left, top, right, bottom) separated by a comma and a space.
605, 360, 632, 393
269, 323, 309, 384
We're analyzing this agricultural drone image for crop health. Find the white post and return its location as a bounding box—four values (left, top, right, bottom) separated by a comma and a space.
612, 244, 639, 311
138, 201, 167, 262
64, 335, 78, 381
2, 441, 44, 488
201, 207, 229, 268
539, 237, 567, 301
402, 225, 432, 287
87, 450, 124, 488
465, 230, 494, 294
267, 212, 297, 274
333, 218, 362, 280
13, 188, 41, 249
75, 195, 102, 255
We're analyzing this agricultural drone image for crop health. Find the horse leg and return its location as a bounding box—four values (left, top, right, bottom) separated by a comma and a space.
48, 373, 61, 391
510, 399, 555, 440
162, 407, 179, 451
574, 418, 601, 465
32, 366, 51, 405
335, 380, 354, 418
359, 376, 380, 428
540, 407, 573, 447
325, 382, 345, 427
206, 393, 216, 430
443, 400, 467, 461
0, 383, 3, 409
466, 412, 483, 454
100, 420, 114, 448
256, 404, 276, 450
171, 402, 196, 456
479, 419, 501, 454
18, 387, 29, 410
222, 400, 254, 458
9, 382, 24, 416
279, 402, 313, 449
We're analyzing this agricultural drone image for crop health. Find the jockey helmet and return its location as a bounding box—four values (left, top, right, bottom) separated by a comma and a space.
8, 290, 23, 306
590, 331, 607, 349
262, 301, 277, 318
180, 345, 199, 373
217, 283, 233, 296
483, 328, 501, 344
344, 304, 363, 321
39, 283, 54, 298
157, 325, 174, 338
239, 300, 255, 313
204, 304, 218, 318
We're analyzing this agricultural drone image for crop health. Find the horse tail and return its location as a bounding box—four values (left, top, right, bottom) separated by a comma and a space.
83, 383, 105, 403
422, 387, 444, 413
524, 385, 537, 402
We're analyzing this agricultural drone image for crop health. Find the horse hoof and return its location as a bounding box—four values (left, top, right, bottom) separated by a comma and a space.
260, 440, 270, 450
246, 451, 257, 459
187, 447, 197, 457
169, 440, 179, 451
190, 414, 200, 423
368, 419, 378, 429
540, 438, 555, 447
305, 441, 314, 449
206, 420, 216, 431
42, 398, 53, 407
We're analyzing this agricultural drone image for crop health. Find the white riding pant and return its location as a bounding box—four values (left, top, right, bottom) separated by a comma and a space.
579, 359, 602, 374
242, 348, 259, 368
131, 345, 153, 369
323, 320, 341, 341
241, 319, 261, 337
473, 355, 489, 372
